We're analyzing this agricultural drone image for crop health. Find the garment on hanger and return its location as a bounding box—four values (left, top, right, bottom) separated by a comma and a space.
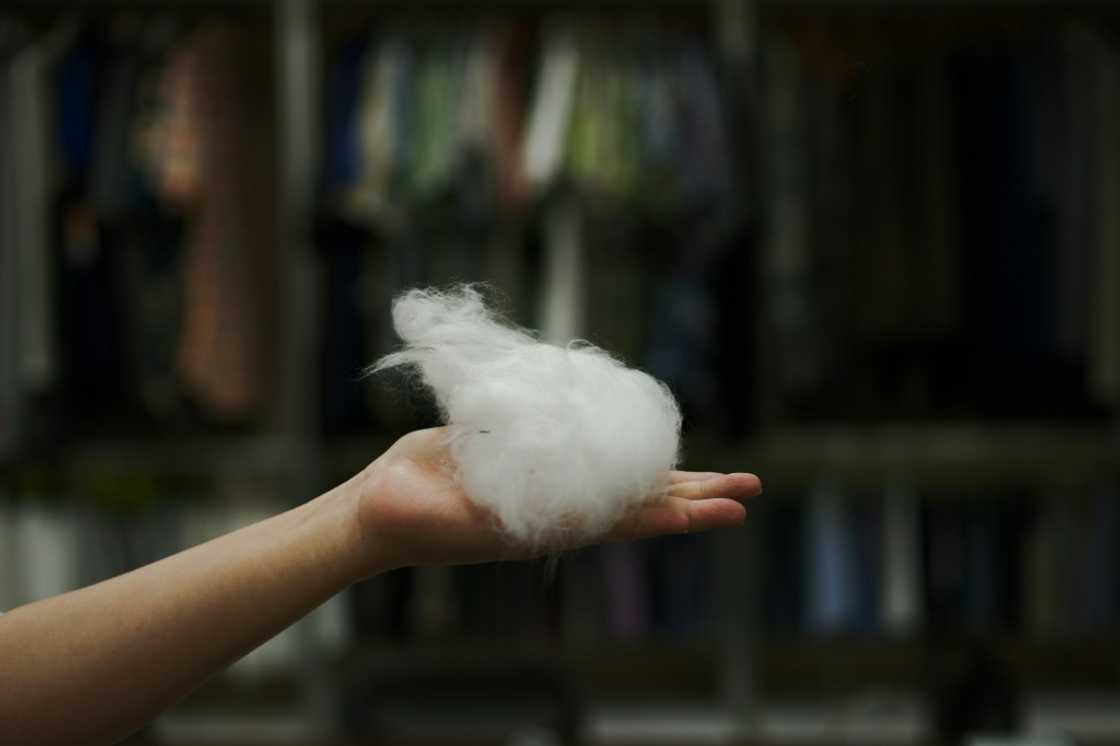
176, 21, 275, 424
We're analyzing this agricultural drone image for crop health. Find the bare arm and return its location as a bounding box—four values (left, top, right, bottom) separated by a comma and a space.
0, 428, 761, 745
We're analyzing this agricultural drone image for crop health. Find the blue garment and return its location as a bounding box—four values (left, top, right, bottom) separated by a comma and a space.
806, 483, 857, 634
57, 37, 99, 176
324, 39, 368, 192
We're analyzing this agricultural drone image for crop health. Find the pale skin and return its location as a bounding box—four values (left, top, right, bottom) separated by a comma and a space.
0, 427, 762, 745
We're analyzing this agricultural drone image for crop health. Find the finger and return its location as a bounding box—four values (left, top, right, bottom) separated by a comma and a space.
685, 498, 748, 532
610, 496, 747, 541
669, 473, 762, 501
668, 471, 724, 484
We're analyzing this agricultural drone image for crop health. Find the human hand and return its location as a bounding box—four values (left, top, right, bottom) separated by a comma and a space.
351, 427, 761, 574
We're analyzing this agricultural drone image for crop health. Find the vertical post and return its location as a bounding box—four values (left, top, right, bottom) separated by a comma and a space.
712, 0, 760, 735
539, 195, 590, 650
275, 0, 335, 735
882, 481, 921, 639
539, 196, 585, 346
0, 87, 18, 458
276, 0, 321, 447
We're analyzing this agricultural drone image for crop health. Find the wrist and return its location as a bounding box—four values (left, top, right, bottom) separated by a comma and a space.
346, 459, 404, 577
297, 474, 389, 585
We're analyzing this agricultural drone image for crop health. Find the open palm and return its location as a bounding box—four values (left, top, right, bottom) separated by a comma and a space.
354, 427, 762, 572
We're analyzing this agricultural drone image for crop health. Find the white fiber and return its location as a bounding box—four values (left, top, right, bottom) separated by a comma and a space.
373, 286, 682, 546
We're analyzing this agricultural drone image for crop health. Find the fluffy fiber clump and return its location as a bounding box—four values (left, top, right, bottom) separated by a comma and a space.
373, 286, 682, 546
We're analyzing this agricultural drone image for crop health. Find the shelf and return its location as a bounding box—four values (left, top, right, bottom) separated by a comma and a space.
3, 434, 404, 484
336, 641, 719, 702
11, 422, 1105, 485
687, 424, 1117, 490
332, 636, 1120, 699
760, 636, 1120, 694
3, 422, 1112, 494
4, 436, 303, 483
760, 0, 1119, 7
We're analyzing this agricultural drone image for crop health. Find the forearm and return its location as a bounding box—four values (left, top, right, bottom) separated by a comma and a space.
0, 478, 376, 745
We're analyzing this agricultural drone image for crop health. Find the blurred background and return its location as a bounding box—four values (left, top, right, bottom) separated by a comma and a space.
1, 1, 1119, 745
